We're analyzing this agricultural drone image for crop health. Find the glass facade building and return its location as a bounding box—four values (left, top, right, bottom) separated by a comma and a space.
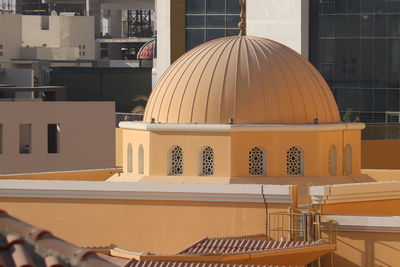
310, 0, 400, 122
185, 0, 240, 51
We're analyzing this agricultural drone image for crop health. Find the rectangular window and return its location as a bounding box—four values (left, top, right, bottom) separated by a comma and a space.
48, 124, 60, 153
41, 16, 50, 30
19, 124, 31, 154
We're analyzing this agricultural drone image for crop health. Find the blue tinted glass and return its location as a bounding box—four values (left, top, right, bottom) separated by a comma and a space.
207, 15, 225, 28
206, 29, 225, 41
186, 16, 205, 28
226, 0, 240, 14
226, 15, 239, 28
186, 29, 205, 50
206, 0, 224, 14
186, 0, 205, 14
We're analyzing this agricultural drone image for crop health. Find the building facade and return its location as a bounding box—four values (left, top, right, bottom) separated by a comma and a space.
0, 101, 115, 174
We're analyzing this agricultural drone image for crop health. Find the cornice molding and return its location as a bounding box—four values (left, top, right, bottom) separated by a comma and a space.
0, 180, 292, 204
119, 122, 365, 132
321, 215, 400, 233
311, 181, 400, 205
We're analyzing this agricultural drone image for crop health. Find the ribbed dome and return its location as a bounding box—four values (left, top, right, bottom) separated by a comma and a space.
144, 36, 340, 124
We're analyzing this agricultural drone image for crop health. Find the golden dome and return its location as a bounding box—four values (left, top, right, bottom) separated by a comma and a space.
144, 36, 340, 124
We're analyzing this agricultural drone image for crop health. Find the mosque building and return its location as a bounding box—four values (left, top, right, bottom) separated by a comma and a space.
2, 1, 400, 267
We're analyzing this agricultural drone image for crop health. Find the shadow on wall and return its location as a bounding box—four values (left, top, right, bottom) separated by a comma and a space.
362, 140, 400, 169
322, 231, 400, 267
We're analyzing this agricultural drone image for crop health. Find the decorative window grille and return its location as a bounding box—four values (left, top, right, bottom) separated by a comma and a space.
328, 146, 337, 176
249, 147, 265, 176
170, 146, 184, 175
201, 146, 214, 175
287, 147, 304, 176
344, 144, 352, 175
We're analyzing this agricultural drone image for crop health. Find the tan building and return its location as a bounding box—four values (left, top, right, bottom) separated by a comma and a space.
0, 101, 115, 174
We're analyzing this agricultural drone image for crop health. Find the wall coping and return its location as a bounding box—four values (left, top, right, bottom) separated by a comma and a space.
0, 180, 292, 204
311, 181, 400, 204
321, 214, 400, 233
119, 122, 365, 132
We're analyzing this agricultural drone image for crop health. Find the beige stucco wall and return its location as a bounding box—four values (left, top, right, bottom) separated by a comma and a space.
121, 128, 362, 177
0, 198, 288, 254
0, 14, 22, 61
321, 231, 400, 267
0, 101, 115, 174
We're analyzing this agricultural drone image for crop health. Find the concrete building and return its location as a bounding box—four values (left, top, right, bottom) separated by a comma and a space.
0, 14, 95, 61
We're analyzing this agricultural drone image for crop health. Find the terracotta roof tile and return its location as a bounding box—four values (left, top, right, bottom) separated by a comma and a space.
125, 260, 278, 267
178, 237, 328, 255
0, 210, 128, 267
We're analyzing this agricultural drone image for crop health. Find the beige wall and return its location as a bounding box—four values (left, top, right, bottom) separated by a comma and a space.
22, 16, 61, 48
0, 198, 288, 254
0, 14, 95, 61
0, 14, 22, 61
0, 101, 115, 174
321, 231, 400, 267
121, 128, 362, 177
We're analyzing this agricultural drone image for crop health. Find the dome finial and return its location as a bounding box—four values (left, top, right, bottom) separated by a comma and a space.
238, 0, 246, 36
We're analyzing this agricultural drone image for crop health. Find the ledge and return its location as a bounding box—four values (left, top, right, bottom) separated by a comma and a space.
0, 180, 292, 204
321, 215, 400, 233
119, 122, 365, 132
311, 181, 400, 204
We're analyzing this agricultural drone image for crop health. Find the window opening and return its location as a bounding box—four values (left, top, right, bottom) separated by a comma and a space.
287, 147, 304, 176
19, 124, 31, 154
201, 146, 214, 175
170, 146, 183, 175
249, 147, 265, 176
47, 124, 60, 153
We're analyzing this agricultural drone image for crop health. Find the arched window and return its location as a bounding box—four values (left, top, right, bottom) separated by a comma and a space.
249, 147, 265, 176
344, 145, 352, 175
287, 147, 304, 176
201, 146, 214, 176
169, 146, 183, 175
328, 146, 337, 176
127, 143, 132, 173
138, 145, 144, 174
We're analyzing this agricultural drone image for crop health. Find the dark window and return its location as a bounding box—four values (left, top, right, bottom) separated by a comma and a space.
48, 124, 60, 153
185, 0, 240, 51
19, 124, 31, 154
186, 0, 205, 14
310, 0, 400, 122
